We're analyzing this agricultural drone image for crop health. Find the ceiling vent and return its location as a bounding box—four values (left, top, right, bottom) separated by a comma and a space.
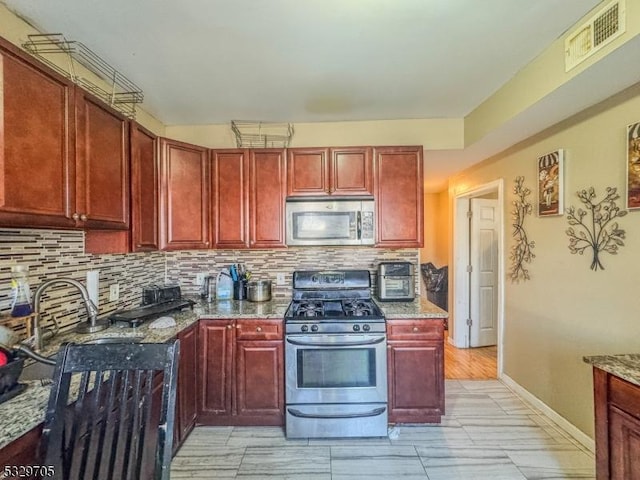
565, 0, 625, 72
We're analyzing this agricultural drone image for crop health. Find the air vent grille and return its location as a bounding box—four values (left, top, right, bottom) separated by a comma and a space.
565, 0, 625, 72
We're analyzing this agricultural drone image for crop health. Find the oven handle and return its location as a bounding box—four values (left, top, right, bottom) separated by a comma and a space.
285, 336, 386, 347
287, 406, 386, 419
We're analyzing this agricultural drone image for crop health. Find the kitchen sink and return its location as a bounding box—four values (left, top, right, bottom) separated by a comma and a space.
83, 336, 143, 345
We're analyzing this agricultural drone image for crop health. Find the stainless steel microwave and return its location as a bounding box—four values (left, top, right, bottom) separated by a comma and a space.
285, 198, 375, 246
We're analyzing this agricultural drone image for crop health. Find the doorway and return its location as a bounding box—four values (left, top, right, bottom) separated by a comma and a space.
450, 179, 504, 377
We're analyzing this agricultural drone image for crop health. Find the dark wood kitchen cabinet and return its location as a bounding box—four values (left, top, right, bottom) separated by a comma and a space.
0, 37, 131, 232
158, 138, 210, 250
211, 148, 287, 249
75, 88, 130, 230
287, 146, 373, 197
174, 323, 198, 454
0, 37, 77, 229
374, 146, 424, 247
130, 122, 159, 252
250, 149, 287, 248
198, 318, 284, 426
592, 368, 640, 479
211, 149, 250, 248
387, 319, 444, 423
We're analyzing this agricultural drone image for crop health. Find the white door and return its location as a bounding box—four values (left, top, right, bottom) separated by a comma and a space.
469, 198, 499, 347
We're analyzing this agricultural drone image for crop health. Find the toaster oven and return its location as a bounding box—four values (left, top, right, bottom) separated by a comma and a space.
376, 262, 415, 302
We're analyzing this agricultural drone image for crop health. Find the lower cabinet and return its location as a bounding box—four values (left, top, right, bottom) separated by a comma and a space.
387, 319, 445, 423
593, 368, 640, 479
174, 323, 198, 454
198, 318, 284, 426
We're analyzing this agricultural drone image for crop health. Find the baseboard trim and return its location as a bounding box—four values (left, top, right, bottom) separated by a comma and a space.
500, 373, 595, 453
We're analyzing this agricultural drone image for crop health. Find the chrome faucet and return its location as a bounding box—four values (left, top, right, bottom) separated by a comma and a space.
31, 278, 108, 351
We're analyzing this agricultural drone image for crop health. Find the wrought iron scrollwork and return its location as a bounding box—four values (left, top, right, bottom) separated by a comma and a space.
509, 176, 535, 282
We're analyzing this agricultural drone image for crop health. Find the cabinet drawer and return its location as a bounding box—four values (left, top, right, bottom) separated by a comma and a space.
387, 319, 443, 341
236, 319, 283, 340
610, 375, 640, 419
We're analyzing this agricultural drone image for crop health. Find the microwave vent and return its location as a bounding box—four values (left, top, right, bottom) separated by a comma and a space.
565, 0, 625, 72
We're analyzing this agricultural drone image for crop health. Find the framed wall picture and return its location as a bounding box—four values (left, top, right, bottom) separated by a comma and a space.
537, 149, 564, 216
626, 121, 640, 209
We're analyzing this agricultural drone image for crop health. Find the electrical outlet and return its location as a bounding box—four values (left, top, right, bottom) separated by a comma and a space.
196, 272, 206, 285
109, 283, 120, 302
276, 272, 286, 286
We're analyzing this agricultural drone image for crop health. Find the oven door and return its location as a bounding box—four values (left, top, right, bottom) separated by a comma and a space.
285, 333, 387, 405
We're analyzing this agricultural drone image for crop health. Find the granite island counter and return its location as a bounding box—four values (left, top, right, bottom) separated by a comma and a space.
583, 353, 640, 478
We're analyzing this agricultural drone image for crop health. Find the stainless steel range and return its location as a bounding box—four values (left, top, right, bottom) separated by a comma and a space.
284, 270, 388, 438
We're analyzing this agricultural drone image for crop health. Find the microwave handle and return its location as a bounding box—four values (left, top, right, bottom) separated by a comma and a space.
357, 211, 362, 239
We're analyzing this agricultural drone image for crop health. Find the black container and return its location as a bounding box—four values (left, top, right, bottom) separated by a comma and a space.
0, 350, 24, 395
233, 281, 247, 300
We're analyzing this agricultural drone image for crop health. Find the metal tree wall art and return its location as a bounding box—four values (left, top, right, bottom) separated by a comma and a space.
565, 187, 627, 271
509, 176, 535, 282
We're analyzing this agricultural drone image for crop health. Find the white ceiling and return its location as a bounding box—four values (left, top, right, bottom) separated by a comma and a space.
6, 0, 626, 191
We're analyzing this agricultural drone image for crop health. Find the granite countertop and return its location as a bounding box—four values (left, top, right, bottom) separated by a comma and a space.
0, 296, 443, 450
378, 296, 448, 319
584, 354, 640, 388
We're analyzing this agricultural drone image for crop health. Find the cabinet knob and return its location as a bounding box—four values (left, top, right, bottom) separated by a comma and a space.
412, 326, 419, 332
72, 213, 79, 220
205, 241, 210, 246
80, 214, 88, 222
227, 324, 232, 329
136, 244, 142, 248
256, 326, 262, 332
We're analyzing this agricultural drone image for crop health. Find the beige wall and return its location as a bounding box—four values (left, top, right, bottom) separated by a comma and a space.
448, 81, 640, 439
421, 191, 449, 268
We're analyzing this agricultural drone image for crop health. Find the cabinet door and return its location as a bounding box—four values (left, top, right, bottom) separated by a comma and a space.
0, 39, 77, 228
236, 340, 284, 425
159, 138, 210, 250
387, 340, 444, 423
75, 89, 130, 229
250, 149, 286, 248
176, 323, 198, 449
197, 320, 234, 422
330, 146, 373, 196
212, 149, 249, 248
609, 406, 640, 479
287, 147, 330, 196
374, 146, 424, 247
130, 123, 159, 251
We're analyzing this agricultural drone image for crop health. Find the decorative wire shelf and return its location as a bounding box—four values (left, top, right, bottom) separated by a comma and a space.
22, 33, 143, 119
231, 121, 294, 148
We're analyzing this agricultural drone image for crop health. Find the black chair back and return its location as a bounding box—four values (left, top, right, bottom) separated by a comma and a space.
39, 340, 179, 480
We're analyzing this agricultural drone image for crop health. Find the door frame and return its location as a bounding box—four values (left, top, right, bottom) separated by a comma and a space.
451, 178, 504, 376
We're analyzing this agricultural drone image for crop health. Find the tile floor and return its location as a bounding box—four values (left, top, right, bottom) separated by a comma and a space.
170, 380, 595, 479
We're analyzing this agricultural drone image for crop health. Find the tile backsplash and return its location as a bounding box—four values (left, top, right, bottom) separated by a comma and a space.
0, 228, 420, 334
166, 247, 420, 299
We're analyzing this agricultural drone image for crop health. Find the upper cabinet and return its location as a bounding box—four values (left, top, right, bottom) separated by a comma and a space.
211, 149, 287, 249
287, 147, 373, 197
0, 38, 77, 229
250, 149, 286, 248
212, 149, 250, 249
75, 89, 130, 229
0, 38, 129, 230
374, 146, 424, 248
130, 123, 159, 251
158, 138, 210, 250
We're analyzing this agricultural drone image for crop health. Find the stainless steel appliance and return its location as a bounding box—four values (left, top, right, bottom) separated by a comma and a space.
284, 270, 387, 438
376, 262, 415, 302
285, 198, 375, 246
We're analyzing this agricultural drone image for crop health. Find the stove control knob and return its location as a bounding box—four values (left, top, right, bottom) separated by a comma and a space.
301, 325, 309, 332
311, 324, 319, 332
362, 324, 371, 332
353, 324, 360, 332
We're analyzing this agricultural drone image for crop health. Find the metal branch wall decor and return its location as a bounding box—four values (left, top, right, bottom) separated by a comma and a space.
566, 187, 627, 271
509, 176, 535, 282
